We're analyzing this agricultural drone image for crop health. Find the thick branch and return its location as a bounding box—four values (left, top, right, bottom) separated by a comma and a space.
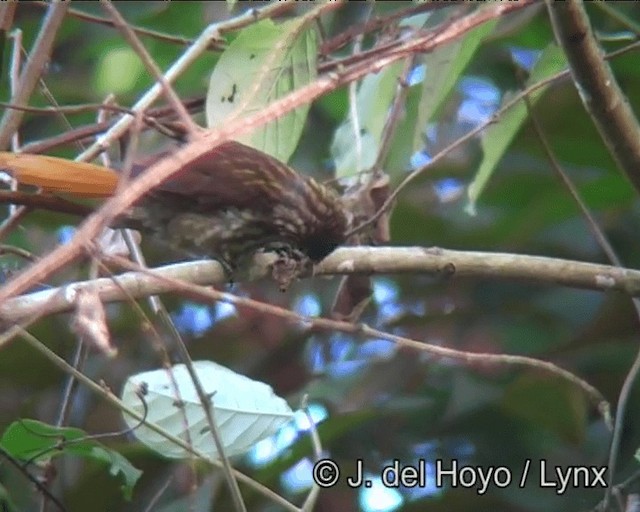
546, 0, 640, 194
1, 246, 638, 323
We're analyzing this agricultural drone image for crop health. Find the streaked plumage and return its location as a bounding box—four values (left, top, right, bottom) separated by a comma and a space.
126, 141, 349, 268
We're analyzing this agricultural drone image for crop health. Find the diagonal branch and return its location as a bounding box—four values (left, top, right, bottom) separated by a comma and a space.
546, 0, 640, 194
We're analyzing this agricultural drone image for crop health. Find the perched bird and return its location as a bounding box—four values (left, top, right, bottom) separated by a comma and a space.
0, 141, 351, 273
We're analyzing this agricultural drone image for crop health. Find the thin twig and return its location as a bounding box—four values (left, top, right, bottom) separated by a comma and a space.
77, 2, 306, 163
41, 1, 295, 49
8, 29, 22, 218
0, 244, 36, 261
15, 326, 301, 512
100, 1, 200, 137
546, 2, 640, 506
142, 475, 174, 512
301, 396, 322, 512
0, 1, 69, 149
524, 92, 640, 506
16, 98, 205, 155
374, 55, 415, 171
0, 191, 94, 216
26, 257, 611, 424
320, 1, 452, 55
55, 3, 224, 50
347, 6, 371, 178
48, 256, 620, 419
0, 205, 30, 242
0, 446, 67, 512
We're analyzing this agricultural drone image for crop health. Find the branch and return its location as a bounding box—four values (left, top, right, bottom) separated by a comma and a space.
546, 0, 640, 194
1, 246, 638, 324
0, 1, 69, 149
6, 255, 610, 426
0, 190, 93, 216
0, 0, 535, 304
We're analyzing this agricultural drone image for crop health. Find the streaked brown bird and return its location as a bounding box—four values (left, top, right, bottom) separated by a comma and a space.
0, 141, 351, 273
126, 141, 350, 269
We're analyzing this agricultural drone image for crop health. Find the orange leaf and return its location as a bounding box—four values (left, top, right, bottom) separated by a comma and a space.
0, 152, 118, 197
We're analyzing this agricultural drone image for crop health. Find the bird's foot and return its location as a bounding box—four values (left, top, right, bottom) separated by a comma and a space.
267, 245, 310, 292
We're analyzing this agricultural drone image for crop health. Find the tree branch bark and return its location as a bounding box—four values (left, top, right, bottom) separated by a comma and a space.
1, 245, 638, 323
546, 0, 640, 194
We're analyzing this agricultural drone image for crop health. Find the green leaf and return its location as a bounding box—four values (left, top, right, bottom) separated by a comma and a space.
206, 18, 317, 163
485, 171, 634, 244
501, 374, 587, 444
466, 43, 567, 214
330, 7, 431, 179
386, 19, 497, 178
414, 18, 498, 154
0, 420, 142, 500
386, 81, 424, 180
120, 361, 294, 460
332, 61, 404, 181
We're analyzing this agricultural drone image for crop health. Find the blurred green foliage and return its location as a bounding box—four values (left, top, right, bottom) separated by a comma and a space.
1, 2, 640, 511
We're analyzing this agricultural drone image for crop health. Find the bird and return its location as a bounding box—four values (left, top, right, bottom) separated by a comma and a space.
0, 141, 350, 274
